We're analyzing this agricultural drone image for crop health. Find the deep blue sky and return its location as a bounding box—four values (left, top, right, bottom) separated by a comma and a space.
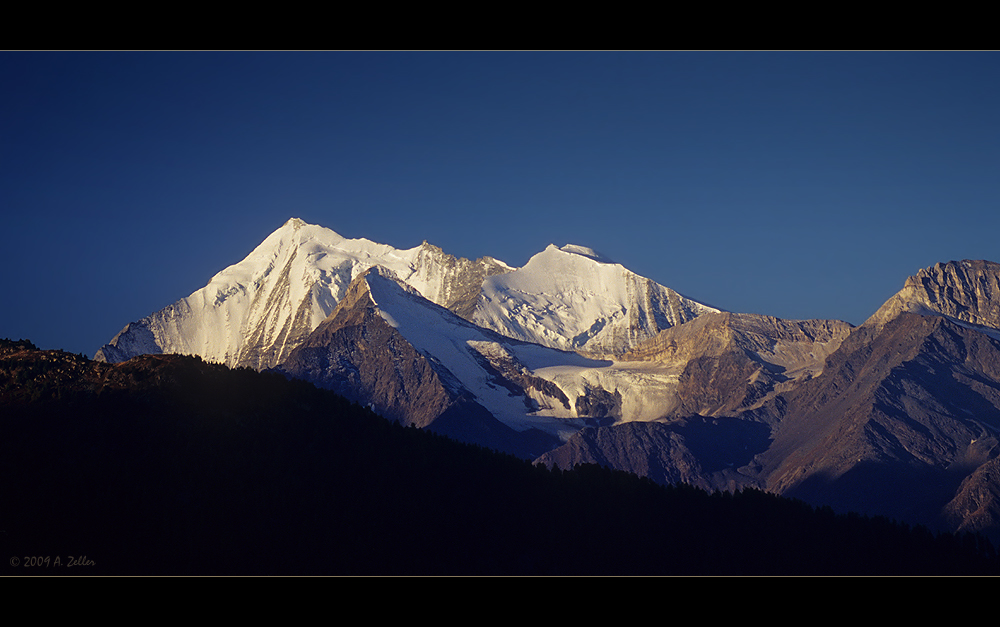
3, 51, 1000, 357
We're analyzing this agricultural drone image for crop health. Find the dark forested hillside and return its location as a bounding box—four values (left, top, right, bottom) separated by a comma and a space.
2, 339, 997, 576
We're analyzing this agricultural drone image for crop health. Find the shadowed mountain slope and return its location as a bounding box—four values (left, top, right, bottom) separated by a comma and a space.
4, 338, 998, 575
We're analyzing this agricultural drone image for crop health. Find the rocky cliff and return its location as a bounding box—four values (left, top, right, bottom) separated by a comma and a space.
868, 260, 1000, 333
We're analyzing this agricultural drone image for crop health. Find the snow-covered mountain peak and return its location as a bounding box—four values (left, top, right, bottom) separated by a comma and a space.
285, 216, 307, 230
520, 244, 622, 279
559, 244, 615, 264
95, 219, 518, 367
207, 218, 342, 286
275, 216, 343, 244
470, 243, 719, 356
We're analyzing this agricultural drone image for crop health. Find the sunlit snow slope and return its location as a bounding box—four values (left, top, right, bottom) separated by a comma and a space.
471, 244, 719, 356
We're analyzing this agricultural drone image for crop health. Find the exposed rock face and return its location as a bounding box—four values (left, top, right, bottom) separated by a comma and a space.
535, 417, 771, 493
618, 312, 853, 418
574, 384, 622, 421
277, 269, 452, 428
410, 242, 511, 319
751, 312, 1000, 542
868, 260, 1000, 332
621, 312, 851, 372
944, 457, 1000, 538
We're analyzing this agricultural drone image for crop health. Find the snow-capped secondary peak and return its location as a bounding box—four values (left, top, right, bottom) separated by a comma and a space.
470, 243, 719, 356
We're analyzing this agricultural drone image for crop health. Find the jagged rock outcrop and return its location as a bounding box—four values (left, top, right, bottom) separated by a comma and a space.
410, 242, 512, 319
573, 383, 622, 421
755, 261, 1000, 525
944, 457, 1000, 538
744, 262, 1000, 543
621, 312, 851, 373
277, 268, 453, 428
867, 259, 1000, 332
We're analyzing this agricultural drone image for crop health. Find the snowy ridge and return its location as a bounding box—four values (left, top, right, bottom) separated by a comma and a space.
471, 244, 719, 356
